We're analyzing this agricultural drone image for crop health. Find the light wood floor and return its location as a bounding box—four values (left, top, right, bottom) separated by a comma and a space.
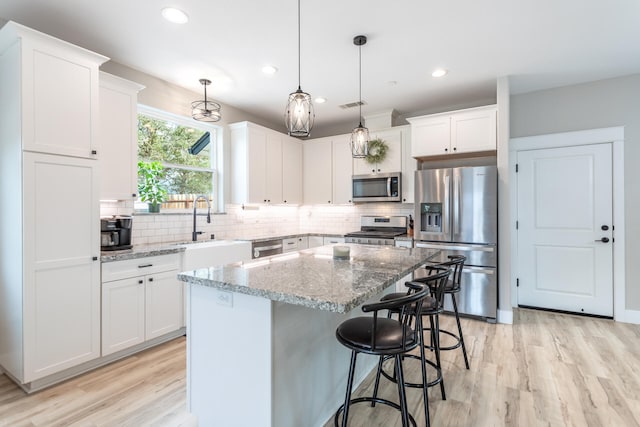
2, 309, 640, 426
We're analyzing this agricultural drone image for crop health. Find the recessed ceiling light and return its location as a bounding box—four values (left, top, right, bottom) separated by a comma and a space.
315, 97, 327, 104
161, 7, 189, 24
432, 68, 448, 78
262, 65, 278, 75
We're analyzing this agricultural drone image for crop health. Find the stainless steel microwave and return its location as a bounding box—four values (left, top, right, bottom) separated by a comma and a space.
352, 172, 402, 202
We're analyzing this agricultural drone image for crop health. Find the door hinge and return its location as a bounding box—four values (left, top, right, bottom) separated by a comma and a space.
516, 220, 519, 230
517, 278, 520, 287
515, 163, 519, 173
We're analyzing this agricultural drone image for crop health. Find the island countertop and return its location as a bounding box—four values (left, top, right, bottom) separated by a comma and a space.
178, 243, 439, 313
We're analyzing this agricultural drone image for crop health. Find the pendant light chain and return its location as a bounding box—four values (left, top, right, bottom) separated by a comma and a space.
284, 0, 314, 137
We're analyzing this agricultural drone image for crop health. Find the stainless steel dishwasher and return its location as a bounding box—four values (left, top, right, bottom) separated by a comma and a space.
251, 239, 283, 259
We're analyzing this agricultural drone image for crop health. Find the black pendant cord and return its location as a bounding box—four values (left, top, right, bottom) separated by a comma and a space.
297, 0, 301, 90
358, 41, 362, 127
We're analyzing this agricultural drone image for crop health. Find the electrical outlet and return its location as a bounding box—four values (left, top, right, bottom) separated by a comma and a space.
216, 290, 233, 307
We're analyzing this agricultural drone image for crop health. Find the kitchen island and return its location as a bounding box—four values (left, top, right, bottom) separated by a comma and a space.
178, 244, 438, 427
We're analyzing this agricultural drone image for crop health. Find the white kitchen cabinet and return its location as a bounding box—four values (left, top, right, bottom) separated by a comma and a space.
409, 105, 497, 158
99, 72, 144, 200
101, 254, 182, 356
353, 128, 403, 175
297, 236, 309, 249
303, 135, 354, 204
308, 236, 324, 248
0, 22, 107, 159
231, 121, 302, 204
401, 126, 416, 203
332, 136, 354, 204
303, 137, 333, 204
282, 237, 301, 253
0, 22, 104, 389
282, 137, 303, 204
323, 236, 345, 245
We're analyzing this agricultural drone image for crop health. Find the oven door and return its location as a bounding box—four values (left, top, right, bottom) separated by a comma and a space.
352, 172, 401, 202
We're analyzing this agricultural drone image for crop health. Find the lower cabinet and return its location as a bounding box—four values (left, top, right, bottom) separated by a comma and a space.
101, 254, 182, 356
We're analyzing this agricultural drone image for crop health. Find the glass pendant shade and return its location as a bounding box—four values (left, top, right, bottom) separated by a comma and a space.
351, 123, 370, 158
192, 79, 221, 122
285, 87, 314, 137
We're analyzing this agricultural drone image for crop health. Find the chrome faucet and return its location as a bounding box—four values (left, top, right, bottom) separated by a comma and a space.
192, 195, 211, 241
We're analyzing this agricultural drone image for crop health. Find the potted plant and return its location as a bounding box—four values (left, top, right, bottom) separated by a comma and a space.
138, 160, 168, 213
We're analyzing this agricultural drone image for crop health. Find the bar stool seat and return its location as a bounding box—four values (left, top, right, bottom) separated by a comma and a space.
334, 281, 431, 427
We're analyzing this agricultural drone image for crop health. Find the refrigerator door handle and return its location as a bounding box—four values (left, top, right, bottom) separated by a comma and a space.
443, 174, 450, 236
453, 172, 461, 234
463, 266, 495, 275
387, 177, 392, 197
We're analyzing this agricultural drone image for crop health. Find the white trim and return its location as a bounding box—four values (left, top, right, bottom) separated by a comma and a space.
497, 309, 513, 324
509, 126, 626, 322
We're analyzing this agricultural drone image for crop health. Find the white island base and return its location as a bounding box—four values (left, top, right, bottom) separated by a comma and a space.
187, 284, 391, 427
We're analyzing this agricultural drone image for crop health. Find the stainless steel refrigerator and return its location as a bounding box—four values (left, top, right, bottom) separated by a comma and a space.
414, 166, 498, 321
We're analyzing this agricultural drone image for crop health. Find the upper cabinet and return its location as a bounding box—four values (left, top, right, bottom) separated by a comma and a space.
230, 122, 302, 205
302, 135, 354, 205
408, 105, 497, 158
0, 22, 108, 159
353, 128, 403, 175
99, 72, 144, 200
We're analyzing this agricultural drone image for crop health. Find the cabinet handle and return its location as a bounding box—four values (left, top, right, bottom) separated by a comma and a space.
138, 263, 153, 268
91, 150, 97, 155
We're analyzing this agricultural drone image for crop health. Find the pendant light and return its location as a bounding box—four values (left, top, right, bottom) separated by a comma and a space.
192, 79, 221, 122
284, 0, 314, 137
351, 35, 369, 158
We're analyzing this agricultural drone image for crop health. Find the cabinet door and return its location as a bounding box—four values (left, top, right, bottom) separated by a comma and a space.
102, 277, 145, 356
21, 36, 104, 159
99, 73, 143, 200
303, 138, 332, 204
332, 137, 353, 204
282, 137, 303, 204
372, 129, 403, 173
308, 236, 324, 248
451, 107, 497, 153
410, 116, 450, 157
247, 128, 268, 203
401, 127, 415, 203
22, 152, 100, 381
145, 270, 184, 340
265, 132, 283, 203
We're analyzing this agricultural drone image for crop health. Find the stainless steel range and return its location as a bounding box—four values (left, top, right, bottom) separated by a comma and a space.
345, 216, 408, 246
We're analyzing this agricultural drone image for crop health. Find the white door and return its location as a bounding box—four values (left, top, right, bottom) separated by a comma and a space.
516, 143, 613, 316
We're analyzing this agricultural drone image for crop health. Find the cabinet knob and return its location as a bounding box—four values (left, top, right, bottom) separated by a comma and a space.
284, 200, 287, 203
92, 256, 98, 261
453, 147, 457, 151
328, 201, 331, 204
444, 148, 448, 152
371, 169, 375, 173
91, 150, 97, 155
148, 277, 154, 282
138, 280, 143, 284
132, 193, 137, 197
264, 199, 267, 202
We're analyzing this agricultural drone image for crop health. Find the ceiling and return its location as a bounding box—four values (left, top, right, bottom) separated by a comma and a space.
1, 0, 639, 136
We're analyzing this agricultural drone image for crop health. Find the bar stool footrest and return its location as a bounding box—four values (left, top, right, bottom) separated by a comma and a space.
422, 327, 463, 351
334, 396, 417, 427
379, 354, 443, 389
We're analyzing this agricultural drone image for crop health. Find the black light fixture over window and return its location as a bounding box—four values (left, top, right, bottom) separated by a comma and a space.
284, 0, 314, 138
351, 35, 369, 158
192, 79, 221, 122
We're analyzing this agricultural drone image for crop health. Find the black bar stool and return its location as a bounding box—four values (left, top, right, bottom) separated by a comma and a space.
334, 281, 431, 427
375, 266, 451, 402
436, 255, 470, 369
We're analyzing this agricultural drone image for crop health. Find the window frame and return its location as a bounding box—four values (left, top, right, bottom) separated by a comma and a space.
136, 104, 223, 212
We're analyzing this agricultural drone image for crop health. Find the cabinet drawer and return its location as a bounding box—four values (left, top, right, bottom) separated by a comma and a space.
282, 237, 299, 252
102, 254, 180, 282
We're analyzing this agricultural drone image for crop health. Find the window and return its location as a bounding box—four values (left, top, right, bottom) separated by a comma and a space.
137, 106, 221, 211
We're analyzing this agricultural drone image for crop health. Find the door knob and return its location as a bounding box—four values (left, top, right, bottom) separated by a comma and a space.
595, 237, 610, 243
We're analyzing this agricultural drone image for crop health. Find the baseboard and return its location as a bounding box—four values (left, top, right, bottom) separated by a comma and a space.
619, 309, 640, 325
497, 309, 513, 324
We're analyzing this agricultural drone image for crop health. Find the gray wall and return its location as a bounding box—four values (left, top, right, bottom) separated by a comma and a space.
510, 74, 640, 311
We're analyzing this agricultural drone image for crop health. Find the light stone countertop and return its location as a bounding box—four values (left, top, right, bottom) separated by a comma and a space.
100, 243, 185, 262
178, 243, 439, 313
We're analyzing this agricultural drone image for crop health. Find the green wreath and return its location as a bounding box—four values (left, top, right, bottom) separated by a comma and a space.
365, 138, 388, 164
